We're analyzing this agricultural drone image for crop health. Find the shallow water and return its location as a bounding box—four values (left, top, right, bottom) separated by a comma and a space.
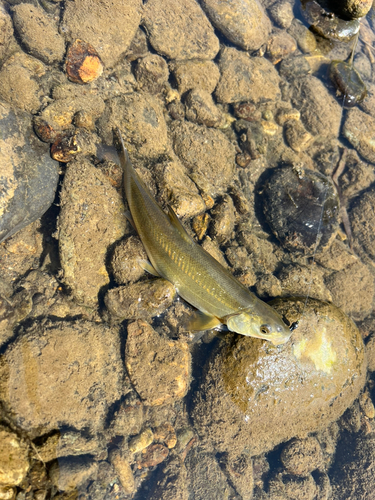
1, 0, 375, 499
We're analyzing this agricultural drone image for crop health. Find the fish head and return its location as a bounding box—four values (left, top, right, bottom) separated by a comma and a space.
225, 302, 292, 345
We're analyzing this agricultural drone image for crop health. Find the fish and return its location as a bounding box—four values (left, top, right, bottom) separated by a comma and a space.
116, 130, 292, 345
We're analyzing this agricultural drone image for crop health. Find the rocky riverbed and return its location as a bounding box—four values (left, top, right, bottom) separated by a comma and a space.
1, 0, 375, 499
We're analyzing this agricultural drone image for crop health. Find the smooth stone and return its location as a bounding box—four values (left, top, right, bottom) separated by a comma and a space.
0, 426, 29, 487
49, 456, 98, 492
169, 60, 220, 95
0, 101, 59, 243
329, 60, 367, 107
192, 297, 366, 456
326, 0, 373, 19
343, 108, 375, 163
201, 0, 271, 51
0, 5, 14, 64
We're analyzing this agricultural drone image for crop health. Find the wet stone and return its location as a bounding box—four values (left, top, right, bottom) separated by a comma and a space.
185, 89, 222, 127
284, 120, 313, 152
287, 18, 317, 54
280, 437, 324, 477
104, 279, 177, 322
278, 263, 332, 302
327, 0, 373, 19
65, 39, 103, 85
0, 5, 14, 64
49, 456, 98, 493
0, 101, 59, 244
0, 426, 29, 487
343, 108, 375, 164
148, 457, 188, 500
269, 0, 295, 29
266, 31, 297, 65
169, 60, 220, 95
110, 236, 147, 286
142, 0, 219, 60
61, 0, 142, 68
216, 47, 281, 105
108, 392, 144, 437
192, 297, 366, 456
109, 450, 135, 495
125, 320, 191, 406
12, 4, 65, 64
134, 54, 169, 94
268, 472, 318, 500
329, 60, 367, 108
0, 319, 123, 436
210, 195, 236, 243
0, 288, 32, 348
34, 431, 107, 462
137, 444, 169, 469
279, 55, 312, 80
262, 165, 340, 255
201, 0, 271, 51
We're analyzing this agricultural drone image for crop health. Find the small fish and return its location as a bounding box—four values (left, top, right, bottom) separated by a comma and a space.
117, 130, 291, 345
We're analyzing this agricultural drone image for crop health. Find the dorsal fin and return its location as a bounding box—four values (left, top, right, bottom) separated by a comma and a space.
167, 205, 195, 245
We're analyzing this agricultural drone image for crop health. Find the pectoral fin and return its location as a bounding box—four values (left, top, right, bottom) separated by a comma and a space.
167, 206, 195, 244
138, 259, 161, 277
186, 310, 222, 332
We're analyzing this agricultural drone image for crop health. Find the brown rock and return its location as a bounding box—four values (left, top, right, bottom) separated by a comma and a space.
134, 54, 169, 94
0, 426, 29, 486
266, 31, 297, 64
269, 0, 295, 29
149, 457, 188, 500
49, 456, 98, 493
66, 39, 103, 84
210, 195, 236, 243
142, 0, 219, 60
0, 320, 123, 436
125, 320, 191, 406
110, 236, 147, 285
185, 88, 222, 127
105, 279, 177, 322
343, 108, 375, 164
0, 5, 13, 64
109, 450, 135, 495
169, 60, 220, 95
154, 423, 177, 449
281, 437, 324, 476
137, 444, 169, 469
61, 0, 142, 68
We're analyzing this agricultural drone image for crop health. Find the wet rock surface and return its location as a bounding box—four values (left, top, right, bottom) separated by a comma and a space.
343, 108, 375, 164
192, 297, 366, 456
0, 101, 59, 244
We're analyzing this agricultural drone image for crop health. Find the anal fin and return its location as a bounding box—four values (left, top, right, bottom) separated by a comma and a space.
186, 310, 222, 332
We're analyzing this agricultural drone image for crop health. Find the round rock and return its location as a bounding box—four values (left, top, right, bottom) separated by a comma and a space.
192, 297, 366, 456
262, 165, 340, 254
0, 101, 59, 244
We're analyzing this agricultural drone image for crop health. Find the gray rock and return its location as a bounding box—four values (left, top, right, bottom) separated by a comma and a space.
201, 0, 271, 51
0, 101, 59, 244
143, 0, 219, 60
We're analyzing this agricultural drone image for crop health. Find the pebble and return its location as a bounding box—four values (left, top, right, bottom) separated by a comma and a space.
34, 431, 107, 462
65, 39, 103, 84
58, 158, 127, 308
185, 88, 222, 127
268, 472, 318, 500
329, 60, 367, 107
329, 0, 373, 19
287, 18, 317, 53
0, 319, 123, 435
109, 450, 135, 495
284, 119, 313, 152
154, 423, 177, 449
0, 101, 59, 244
169, 60, 220, 95
125, 320, 191, 406
134, 54, 169, 94
0, 426, 29, 487
0, 53, 46, 114
170, 121, 236, 198
280, 437, 324, 476
266, 31, 297, 64
128, 428, 154, 454
215, 47, 281, 104
104, 279, 177, 322
0, 486, 16, 500
343, 107, 375, 163
279, 54, 312, 80
142, 0, 219, 60
269, 0, 294, 28
110, 236, 147, 285
192, 297, 366, 456
12, 3, 65, 64
125, 28, 149, 62
49, 456, 98, 492
98, 93, 169, 158
61, 0, 142, 67
0, 5, 14, 63
210, 195, 236, 243
137, 444, 169, 469
201, 0, 271, 51
262, 165, 339, 255
278, 263, 332, 302
109, 392, 144, 437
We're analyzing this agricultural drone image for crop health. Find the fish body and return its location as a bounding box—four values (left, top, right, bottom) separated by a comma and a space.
117, 132, 291, 345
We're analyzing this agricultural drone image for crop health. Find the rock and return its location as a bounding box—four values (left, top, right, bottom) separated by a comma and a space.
185, 89, 222, 127
109, 451, 135, 495
287, 18, 317, 53
0, 426, 29, 486
192, 297, 366, 456
325, 261, 375, 321
279, 54, 312, 80
210, 195, 236, 243
343, 108, 375, 164
98, 94, 169, 158
0, 5, 14, 64
137, 444, 169, 468
291, 76, 343, 137
49, 456, 98, 492
58, 158, 127, 308
105, 279, 177, 322
280, 437, 324, 477
327, 0, 373, 19
0, 53, 46, 113
110, 236, 147, 285
201, 0, 271, 51
315, 240, 357, 272
12, 4, 65, 64
0, 486, 16, 499
153, 423, 177, 449
268, 472, 318, 500
300, 0, 360, 42
284, 119, 313, 152
142, 0, 219, 60
337, 149, 375, 200
169, 60, 220, 95
125, 320, 191, 406
129, 428, 154, 454
61, 0, 142, 67
331, 432, 375, 499
359, 82, 375, 118
34, 431, 107, 462
262, 165, 340, 255
152, 155, 206, 218
278, 264, 332, 302
134, 54, 169, 94
149, 457, 188, 500
125, 28, 148, 62
0, 101, 59, 244
0, 286, 32, 348
0, 319, 124, 436
108, 392, 144, 437
350, 187, 375, 262
266, 31, 297, 64
269, 0, 295, 29
329, 60, 367, 107
65, 39, 103, 84
215, 47, 281, 104
170, 121, 236, 198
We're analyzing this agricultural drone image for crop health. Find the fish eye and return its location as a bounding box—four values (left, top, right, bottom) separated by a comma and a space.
260, 324, 272, 335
